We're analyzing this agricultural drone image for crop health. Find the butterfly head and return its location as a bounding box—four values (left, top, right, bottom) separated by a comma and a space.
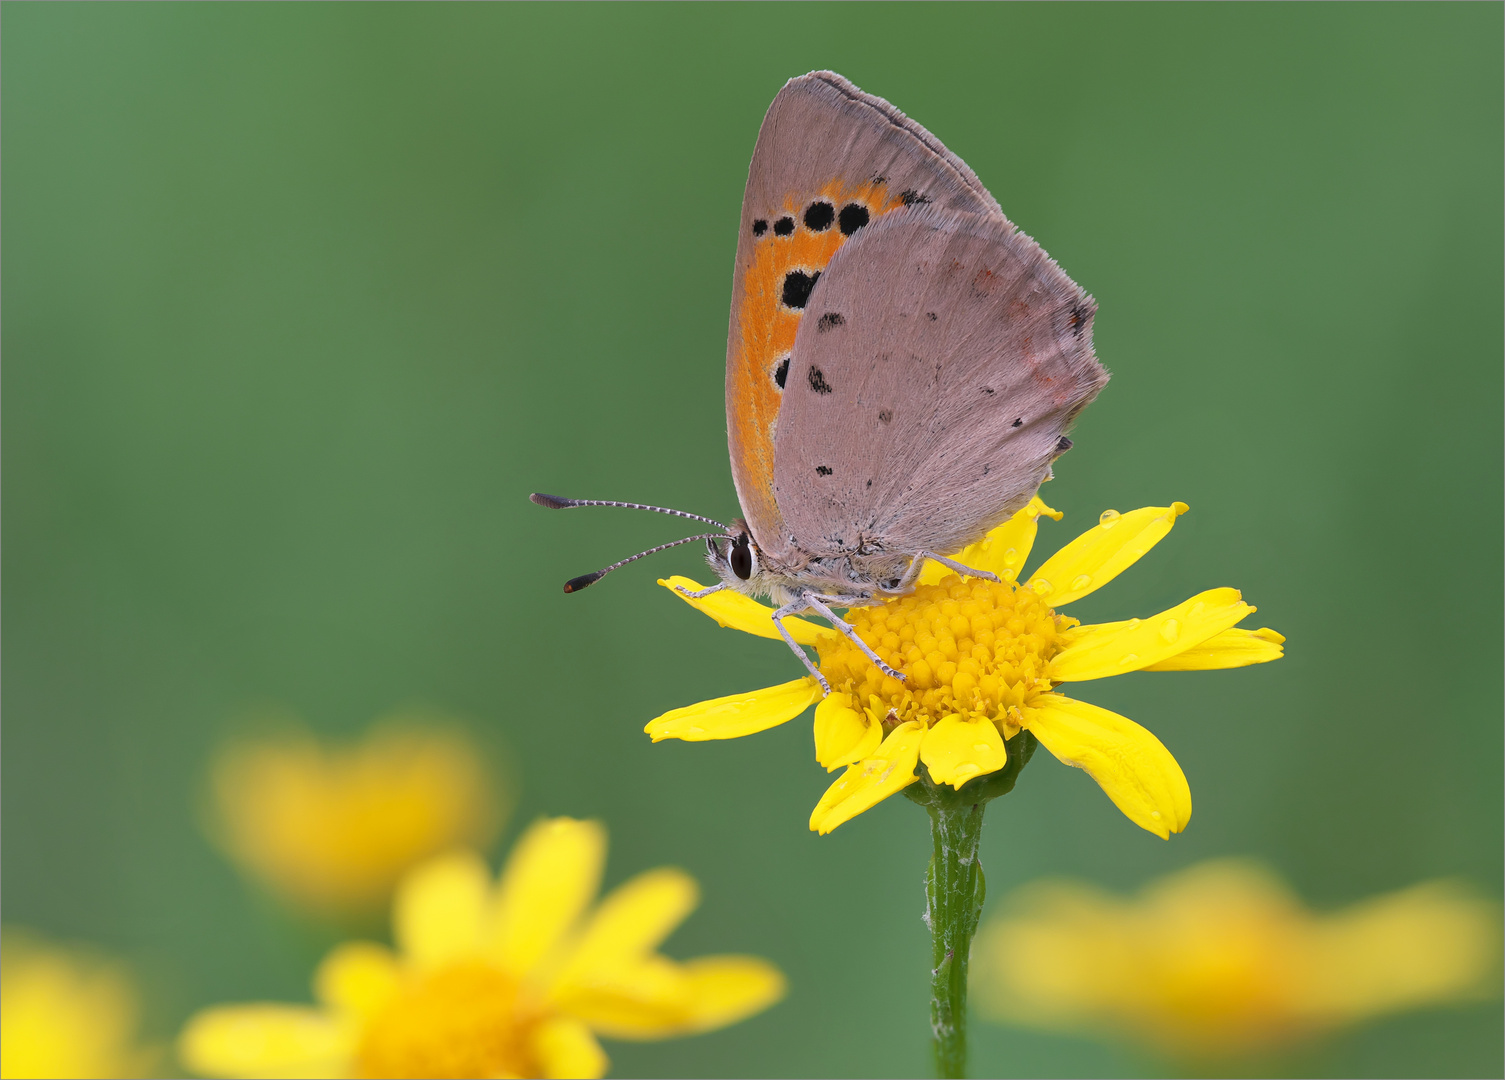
706, 520, 762, 587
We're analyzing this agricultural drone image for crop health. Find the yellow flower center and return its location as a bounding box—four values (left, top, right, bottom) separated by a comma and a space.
815, 576, 1070, 731
355, 961, 538, 1079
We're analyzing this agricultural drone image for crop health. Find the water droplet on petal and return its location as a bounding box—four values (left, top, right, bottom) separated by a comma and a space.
1031, 578, 1053, 596
1099, 509, 1121, 527
1120, 652, 1139, 666
1159, 618, 1181, 643
1151, 810, 1163, 820
1071, 574, 1093, 591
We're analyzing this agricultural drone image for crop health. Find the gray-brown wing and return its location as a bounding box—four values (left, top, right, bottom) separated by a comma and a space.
770, 206, 1108, 560
727, 71, 1004, 563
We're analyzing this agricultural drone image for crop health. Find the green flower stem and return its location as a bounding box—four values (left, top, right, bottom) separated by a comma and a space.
905, 731, 1037, 1079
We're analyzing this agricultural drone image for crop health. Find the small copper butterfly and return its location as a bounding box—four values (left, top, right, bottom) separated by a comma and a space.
534, 71, 1107, 693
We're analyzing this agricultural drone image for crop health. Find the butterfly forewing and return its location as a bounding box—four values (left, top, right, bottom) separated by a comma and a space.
726, 71, 1005, 562
771, 206, 1108, 562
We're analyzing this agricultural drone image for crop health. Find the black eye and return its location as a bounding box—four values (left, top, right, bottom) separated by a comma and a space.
730, 533, 754, 580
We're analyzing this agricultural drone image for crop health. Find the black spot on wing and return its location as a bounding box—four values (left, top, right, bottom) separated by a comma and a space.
752, 219, 768, 236
816, 465, 833, 476
878, 409, 892, 423
782, 270, 820, 309
816, 312, 845, 332
981, 386, 995, 395
900, 189, 931, 206
803, 201, 835, 231
773, 216, 795, 236
773, 357, 790, 390
1069, 299, 1093, 337
808, 367, 833, 395
926, 312, 938, 321
838, 203, 870, 235
1012, 417, 1023, 428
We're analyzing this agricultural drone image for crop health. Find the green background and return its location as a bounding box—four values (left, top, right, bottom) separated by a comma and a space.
4, 4, 1501, 1076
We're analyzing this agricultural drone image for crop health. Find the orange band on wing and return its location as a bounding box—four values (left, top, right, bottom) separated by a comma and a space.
728, 180, 907, 541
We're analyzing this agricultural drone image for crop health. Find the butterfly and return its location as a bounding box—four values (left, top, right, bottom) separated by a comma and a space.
533, 71, 1107, 694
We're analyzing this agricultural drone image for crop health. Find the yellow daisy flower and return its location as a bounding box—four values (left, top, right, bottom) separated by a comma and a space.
649, 497, 1283, 837
1, 928, 157, 1079
975, 859, 1501, 1061
178, 818, 786, 1080
206, 713, 507, 917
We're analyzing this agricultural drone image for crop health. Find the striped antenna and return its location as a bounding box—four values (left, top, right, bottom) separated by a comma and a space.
562, 534, 723, 593
530, 493, 727, 532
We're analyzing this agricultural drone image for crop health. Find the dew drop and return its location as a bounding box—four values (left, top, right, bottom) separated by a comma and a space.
1031, 578, 1053, 596
1099, 509, 1121, 527
1120, 652, 1140, 666
1071, 574, 1093, 591
1151, 810, 1163, 820
1159, 618, 1181, 643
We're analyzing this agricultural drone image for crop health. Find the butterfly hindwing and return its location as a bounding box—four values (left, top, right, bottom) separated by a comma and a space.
726, 71, 1003, 561
771, 206, 1108, 561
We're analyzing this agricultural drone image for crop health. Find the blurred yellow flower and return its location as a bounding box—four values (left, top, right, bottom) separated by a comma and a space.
179, 818, 786, 1079
1, 929, 156, 1079
976, 859, 1501, 1061
207, 713, 506, 916
651, 498, 1282, 835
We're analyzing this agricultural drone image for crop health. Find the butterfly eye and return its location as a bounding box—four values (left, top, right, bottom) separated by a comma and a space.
730, 533, 755, 580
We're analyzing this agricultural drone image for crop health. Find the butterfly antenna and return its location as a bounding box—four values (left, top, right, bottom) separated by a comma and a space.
562, 534, 723, 594
530, 493, 727, 532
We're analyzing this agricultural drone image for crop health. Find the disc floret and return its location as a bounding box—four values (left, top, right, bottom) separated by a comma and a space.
815, 576, 1071, 742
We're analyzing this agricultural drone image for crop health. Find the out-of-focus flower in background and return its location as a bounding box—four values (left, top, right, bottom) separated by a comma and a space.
975, 858, 1501, 1063
1, 929, 157, 1079
650, 498, 1283, 835
205, 712, 507, 918
178, 817, 786, 1079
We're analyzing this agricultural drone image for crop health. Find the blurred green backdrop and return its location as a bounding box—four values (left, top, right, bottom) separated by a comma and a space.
4, 3, 1501, 1076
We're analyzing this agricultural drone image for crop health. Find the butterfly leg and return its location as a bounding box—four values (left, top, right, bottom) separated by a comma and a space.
675, 582, 729, 600
895, 551, 1000, 592
801, 594, 906, 684
771, 602, 831, 696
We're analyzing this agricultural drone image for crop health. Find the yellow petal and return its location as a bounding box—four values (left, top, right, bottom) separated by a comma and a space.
658, 576, 831, 644
1049, 589, 1254, 682
312, 941, 402, 1021
1303, 881, 1502, 1021
176, 1005, 352, 1079
669, 956, 787, 1034
918, 496, 1061, 586
489, 818, 606, 978
392, 850, 491, 969
645, 678, 821, 742
553, 955, 688, 1038
554, 955, 784, 1040
809, 721, 925, 835
919, 714, 1008, 789
557, 868, 699, 985
813, 692, 883, 771
1025, 694, 1191, 839
1142, 627, 1286, 671
531, 1016, 608, 1080
1027, 503, 1188, 606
